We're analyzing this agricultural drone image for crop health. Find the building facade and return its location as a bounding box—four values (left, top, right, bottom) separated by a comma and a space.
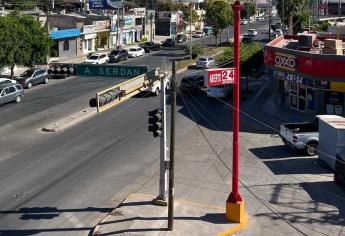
264, 34, 345, 116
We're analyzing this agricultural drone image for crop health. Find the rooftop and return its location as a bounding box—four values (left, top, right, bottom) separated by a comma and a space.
267, 33, 345, 56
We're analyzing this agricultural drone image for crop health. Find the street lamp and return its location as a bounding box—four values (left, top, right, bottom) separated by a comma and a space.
150, 12, 153, 43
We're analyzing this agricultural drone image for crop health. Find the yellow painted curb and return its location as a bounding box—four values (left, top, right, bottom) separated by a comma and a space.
217, 213, 249, 236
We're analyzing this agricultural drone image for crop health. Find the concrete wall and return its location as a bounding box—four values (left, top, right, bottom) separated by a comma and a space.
58, 38, 77, 58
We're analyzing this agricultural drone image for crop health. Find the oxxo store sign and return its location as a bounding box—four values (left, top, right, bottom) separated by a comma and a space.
76, 64, 148, 78
274, 53, 296, 71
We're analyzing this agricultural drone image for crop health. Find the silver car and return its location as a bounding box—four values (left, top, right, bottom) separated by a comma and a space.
0, 83, 24, 105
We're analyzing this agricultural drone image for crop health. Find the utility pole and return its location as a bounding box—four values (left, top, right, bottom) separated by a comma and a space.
150, 13, 153, 43
268, 0, 271, 41
190, 0, 193, 59
282, 0, 284, 33
168, 60, 176, 231
116, 6, 120, 48
226, 0, 246, 224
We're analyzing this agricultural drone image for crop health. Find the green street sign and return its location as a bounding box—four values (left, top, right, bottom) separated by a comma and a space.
76, 64, 148, 77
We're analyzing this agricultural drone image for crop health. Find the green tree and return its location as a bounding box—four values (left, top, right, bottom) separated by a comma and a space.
315, 21, 331, 32
0, 12, 51, 78
241, 2, 256, 19
276, 0, 306, 34
204, 0, 233, 47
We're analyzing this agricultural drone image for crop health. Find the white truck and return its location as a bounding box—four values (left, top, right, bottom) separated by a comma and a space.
141, 70, 170, 96
280, 116, 321, 156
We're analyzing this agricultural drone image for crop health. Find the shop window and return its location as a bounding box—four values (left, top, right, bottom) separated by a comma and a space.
63, 40, 69, 51
325, 92, 344, 116
307, 89, 315, 111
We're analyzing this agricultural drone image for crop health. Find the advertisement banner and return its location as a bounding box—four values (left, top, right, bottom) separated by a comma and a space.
205, 68, 235, 87
89, 0, 123, 9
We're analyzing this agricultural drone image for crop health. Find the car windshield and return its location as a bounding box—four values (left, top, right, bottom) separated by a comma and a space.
21, 70, 35, 77
110, 50, 120, 55
199, 58, 207, 61
145, 42, 152, 46
88, 55, 99, 60
129, 48, 137, 51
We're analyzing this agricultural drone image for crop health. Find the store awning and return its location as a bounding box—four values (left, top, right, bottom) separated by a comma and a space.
50, 28, 81, 40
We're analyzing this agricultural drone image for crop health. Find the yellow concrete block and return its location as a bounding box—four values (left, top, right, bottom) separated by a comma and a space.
226, 200, 247, 223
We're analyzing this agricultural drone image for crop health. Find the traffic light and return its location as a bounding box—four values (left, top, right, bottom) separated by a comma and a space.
148, 109, 163, 137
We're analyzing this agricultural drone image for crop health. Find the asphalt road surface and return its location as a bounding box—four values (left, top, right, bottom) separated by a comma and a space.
0, 20, 269, 235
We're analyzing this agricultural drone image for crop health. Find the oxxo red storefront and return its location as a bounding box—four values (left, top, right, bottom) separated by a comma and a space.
265, 39, 345, 116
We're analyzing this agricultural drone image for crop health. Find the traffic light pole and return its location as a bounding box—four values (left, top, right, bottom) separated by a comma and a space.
153, 73, 168, 205
168, 60, 176, 231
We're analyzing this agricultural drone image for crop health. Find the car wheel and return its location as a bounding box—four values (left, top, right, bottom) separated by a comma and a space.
155, 88, 160, 96
44, 77, 49, 84
306, 142, 318, 156
27, 82, 32, 89
15, 96, 21, 103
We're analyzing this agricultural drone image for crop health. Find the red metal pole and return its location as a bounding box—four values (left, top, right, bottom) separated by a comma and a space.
228, 0, 242, 204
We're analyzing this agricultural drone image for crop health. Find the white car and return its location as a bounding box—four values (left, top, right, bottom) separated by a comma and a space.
247, 29, 258, 36
207, 85, 231, 98
0, 78, 17, 86
196, 56, 215, 68
192, 31, 205, 38
84, 53, 109, 64
141, 77, 170, 96
240, 19, 248, 25
275, 29, 283, 37
128, 47, 145, 58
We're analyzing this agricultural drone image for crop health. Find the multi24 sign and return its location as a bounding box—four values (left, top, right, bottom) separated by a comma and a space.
204, 68, 236, 87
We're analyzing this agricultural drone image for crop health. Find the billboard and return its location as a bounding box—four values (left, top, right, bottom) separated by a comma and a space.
89, 0, 123, 9
204, 68, 235, 87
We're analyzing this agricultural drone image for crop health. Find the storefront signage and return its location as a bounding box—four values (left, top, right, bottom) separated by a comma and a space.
133, 8, 146, 17
95, 20, 109, 31
205, 68, 235, 87
76, 64, 148, 78
265, 49, 345, 80
82, 25, 96, 34
274, 53, 296, 71
275, 71, 330, 89
89, 0, 123, 9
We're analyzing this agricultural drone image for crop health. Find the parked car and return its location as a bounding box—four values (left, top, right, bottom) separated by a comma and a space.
280, 116, 321, 156
162, 38, 176, 47
108, 49, 128, 63
0, 78, 17, 86
176, 34, 187, 43
141, 42, 160, 53
247, 29, 258, 36
180, 73, 204, 94
203, 26, 214, 35
16, 68, 49, 89
275, 29, 283, 37
192, 31, 205, 38
240, 19, 248, 25
259, 16, 265, 21
196, 56, 215, 68
128, 47, 145, 58
0, 83, 24, 105
242, 35, 254, 43
84, 53, 109, 64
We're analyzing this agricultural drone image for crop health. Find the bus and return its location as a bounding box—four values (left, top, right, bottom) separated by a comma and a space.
203, 26, 214, 36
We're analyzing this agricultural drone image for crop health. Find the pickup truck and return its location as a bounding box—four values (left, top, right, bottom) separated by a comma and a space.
280, 116, 320, 156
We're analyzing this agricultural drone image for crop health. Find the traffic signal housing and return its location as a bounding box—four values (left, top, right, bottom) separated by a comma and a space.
148, 109, 163, 138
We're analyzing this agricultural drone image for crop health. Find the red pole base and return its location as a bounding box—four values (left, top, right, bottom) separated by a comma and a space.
227, 191, 243, 203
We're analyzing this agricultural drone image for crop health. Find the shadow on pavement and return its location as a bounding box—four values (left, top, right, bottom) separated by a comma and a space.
0, 206, 113, 235
250, 145, 305, 159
